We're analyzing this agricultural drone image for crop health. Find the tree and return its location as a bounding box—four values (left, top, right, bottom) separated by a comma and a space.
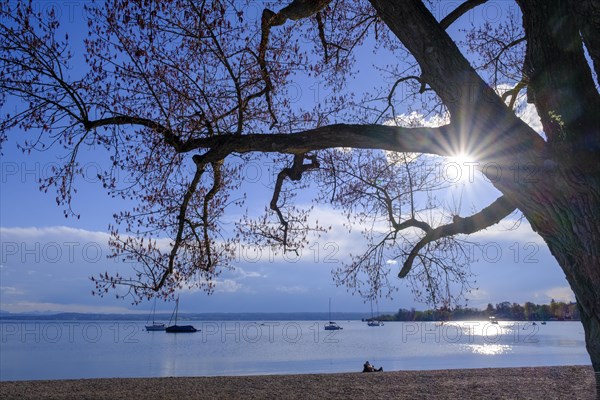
550, 298, 559, 317
511, 302, 525, 320
1, 0, 599, 393
524, 301, 535, 320
495, 301, 512, 319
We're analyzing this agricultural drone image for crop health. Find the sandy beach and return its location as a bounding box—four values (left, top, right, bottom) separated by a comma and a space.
0, 365, 595, 399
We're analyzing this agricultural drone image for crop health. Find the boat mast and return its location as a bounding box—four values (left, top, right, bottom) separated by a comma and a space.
168, 297, 180, 326
151, 298, 157, 324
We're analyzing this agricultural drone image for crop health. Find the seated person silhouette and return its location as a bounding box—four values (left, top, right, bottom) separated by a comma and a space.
363, 361, 383, 372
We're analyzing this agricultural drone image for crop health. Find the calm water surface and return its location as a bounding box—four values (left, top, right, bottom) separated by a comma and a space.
0, 320, 590, 380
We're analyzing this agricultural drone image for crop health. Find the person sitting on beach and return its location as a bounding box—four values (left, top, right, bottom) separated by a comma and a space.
363, 361, 383, 372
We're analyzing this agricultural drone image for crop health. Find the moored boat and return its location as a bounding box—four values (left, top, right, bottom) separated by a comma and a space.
166, 324, 197, 333
145, 298, 166, 331
165, 297, 198, 333
367, 300, 384, 326
324, 298, 342, 330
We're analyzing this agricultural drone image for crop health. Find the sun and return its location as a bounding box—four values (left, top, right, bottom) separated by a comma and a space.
447, 152, 476, 165
446, 151, 475, 164
443, 152, 478, 184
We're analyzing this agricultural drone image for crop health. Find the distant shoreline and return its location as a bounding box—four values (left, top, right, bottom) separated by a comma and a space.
0, 311, 375, 321
0, 366, 595, 399
0, 312, 582, 322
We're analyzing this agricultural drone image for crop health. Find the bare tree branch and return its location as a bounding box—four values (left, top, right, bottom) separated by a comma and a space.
270, 153, 320, 249
259, 0, 332, 126
440, 0, 489, 29
399, 195, 516, 278
501, 79, 528, 110
188, 123, 455, 157
369, 0, 545, 159
157, 156, 208, 290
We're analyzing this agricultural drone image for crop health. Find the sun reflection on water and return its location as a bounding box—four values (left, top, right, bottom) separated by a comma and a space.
467, 343, 512, 356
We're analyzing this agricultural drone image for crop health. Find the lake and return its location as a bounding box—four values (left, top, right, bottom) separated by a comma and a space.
0, 320, 590, 381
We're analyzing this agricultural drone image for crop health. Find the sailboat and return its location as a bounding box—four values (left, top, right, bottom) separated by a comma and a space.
165, 297, 198, 333
324, 298, 343, 330
367, 300, 384, 326
145, 298, 166, 331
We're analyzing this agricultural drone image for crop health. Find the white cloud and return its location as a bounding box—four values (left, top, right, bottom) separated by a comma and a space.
216, 279, 243, 293
385, 85, 544, 142
1, 301, 142, 314
470, 217, 546, 245
540, 286, 576, 303
468, 288, 490, 302
387, 111, 450, 128
0, 225, 176, 313
276, 285, 308, 294
0, 225, 175, 254
191, 278, 243, 294
495, 83, 544, 136
1, 226, 110, 243
231, 266, 265, 279
517, 103, 544, 134
0, 286, 25, 296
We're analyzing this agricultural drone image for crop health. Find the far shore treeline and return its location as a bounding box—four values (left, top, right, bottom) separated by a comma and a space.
0, 300, 579, 322
376, 300, 580, 322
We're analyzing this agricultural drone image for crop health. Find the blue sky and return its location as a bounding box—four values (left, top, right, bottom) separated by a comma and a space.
0, 1, 575, 315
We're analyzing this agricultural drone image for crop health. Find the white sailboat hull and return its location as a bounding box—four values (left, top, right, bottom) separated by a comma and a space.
145, 323, 166, 331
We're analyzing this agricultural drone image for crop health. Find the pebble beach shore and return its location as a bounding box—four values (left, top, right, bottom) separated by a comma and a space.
0, 365, 595, 399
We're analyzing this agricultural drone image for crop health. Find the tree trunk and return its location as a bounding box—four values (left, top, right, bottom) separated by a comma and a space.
370, 3, 600, 395
513, 2, 600, 395
514, 171, 600, 398
551, 226, 600, 398
580, 304, 600, 398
